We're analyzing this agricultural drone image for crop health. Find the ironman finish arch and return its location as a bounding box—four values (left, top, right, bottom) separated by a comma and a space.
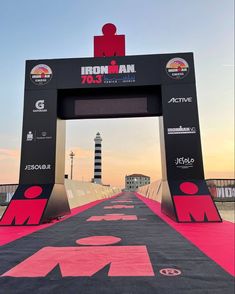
0, 52, 221, 225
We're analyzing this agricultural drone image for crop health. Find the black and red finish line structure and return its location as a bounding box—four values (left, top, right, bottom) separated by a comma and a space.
0, 23, 221, 226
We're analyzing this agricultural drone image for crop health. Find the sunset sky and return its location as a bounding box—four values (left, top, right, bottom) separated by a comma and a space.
0, 0, 234, 188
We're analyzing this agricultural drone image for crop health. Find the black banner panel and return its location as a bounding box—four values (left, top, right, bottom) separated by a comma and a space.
161, 83, 204, 180
58, 86, 162, 119
0, 53, 221, 225
20, 90, 58, 185
76, 97, 147, 115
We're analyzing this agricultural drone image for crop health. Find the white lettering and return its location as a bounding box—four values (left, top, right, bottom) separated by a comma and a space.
119, 65, 127, 73
24, 164, 51, 171
100, 66, 108, 74
81, 64, 135, 75
217, 187, 235, 198
168, 97, 192, 103
126, 64, 136, 73
93, 66, 100, 74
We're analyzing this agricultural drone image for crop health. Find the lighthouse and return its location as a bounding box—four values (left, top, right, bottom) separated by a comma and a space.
94, 132, 102, 184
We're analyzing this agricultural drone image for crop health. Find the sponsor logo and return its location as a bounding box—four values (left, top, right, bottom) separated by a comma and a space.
159, 268, 182, 276
30, 64, 53, 86
166, 58, 189, 79
216, 187, 235, 198
167, 126, 196, 135
175, 157, 195, 169
26, 131, 52, 141
168, 97, 192, 103
26, 131, 34, 141
33, 100, 47, 112
81, 60, 136, 85
24, 164, 51, 171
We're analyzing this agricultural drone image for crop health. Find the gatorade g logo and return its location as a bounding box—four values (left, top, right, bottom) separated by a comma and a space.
35, 100, 44, 110
30, 64, 53, 86
33, 100, 47, 112
166, 58, 189, 79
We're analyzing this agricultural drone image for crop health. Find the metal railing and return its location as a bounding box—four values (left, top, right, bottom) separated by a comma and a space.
0, 184, 18, 205
0, 179, 234, 204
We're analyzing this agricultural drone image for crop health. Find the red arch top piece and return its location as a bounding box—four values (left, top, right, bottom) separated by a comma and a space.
94, 23, 125, 57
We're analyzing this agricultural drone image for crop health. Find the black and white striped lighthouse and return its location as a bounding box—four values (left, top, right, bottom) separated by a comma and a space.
94, 132, 102, 184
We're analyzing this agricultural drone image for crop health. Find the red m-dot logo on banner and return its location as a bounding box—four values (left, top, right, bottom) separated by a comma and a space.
173, 182, 221, 222
0, 185, 50, 226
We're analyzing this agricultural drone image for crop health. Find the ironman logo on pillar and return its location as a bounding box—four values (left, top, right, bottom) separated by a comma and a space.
166, 58, 189, 79
30, 64, 53, 86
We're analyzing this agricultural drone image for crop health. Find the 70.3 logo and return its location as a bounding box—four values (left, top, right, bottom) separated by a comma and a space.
81, 75, 103, 84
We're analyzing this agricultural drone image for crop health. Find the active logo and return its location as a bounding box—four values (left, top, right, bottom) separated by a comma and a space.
33, 100, 47, 112
30, 64, 53, 86
81, 60, 136, 85
175, 157, 195, 169
168, 97, 192, 103
24, 164, 51, 171
166, 58, 189, 79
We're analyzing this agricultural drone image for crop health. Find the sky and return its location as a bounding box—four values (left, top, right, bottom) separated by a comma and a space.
0, 0, 234, 188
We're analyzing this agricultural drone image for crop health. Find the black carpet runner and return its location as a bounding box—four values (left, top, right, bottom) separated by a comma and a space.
0, 192, 234, 294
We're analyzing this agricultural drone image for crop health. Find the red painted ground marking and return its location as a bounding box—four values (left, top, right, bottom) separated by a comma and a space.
0, 193, 122, 246
76, 236, 121, 246
111, 200, 133, 203
180, 182, 199, 194
87, 214, 138, 221
135, 193, 235, 277
24, 186, 43, 199
104, 205, 134, 209
159, 268, 181, 276
2, 237, 154, 277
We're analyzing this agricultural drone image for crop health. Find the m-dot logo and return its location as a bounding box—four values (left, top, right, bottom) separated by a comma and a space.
30, 64, 53, 86
166, 58, 189, 79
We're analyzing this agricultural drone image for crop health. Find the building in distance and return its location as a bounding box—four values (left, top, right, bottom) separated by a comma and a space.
125, 174, 150, 191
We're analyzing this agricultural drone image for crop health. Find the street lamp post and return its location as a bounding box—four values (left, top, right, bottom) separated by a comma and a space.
70, 151, 75, 180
